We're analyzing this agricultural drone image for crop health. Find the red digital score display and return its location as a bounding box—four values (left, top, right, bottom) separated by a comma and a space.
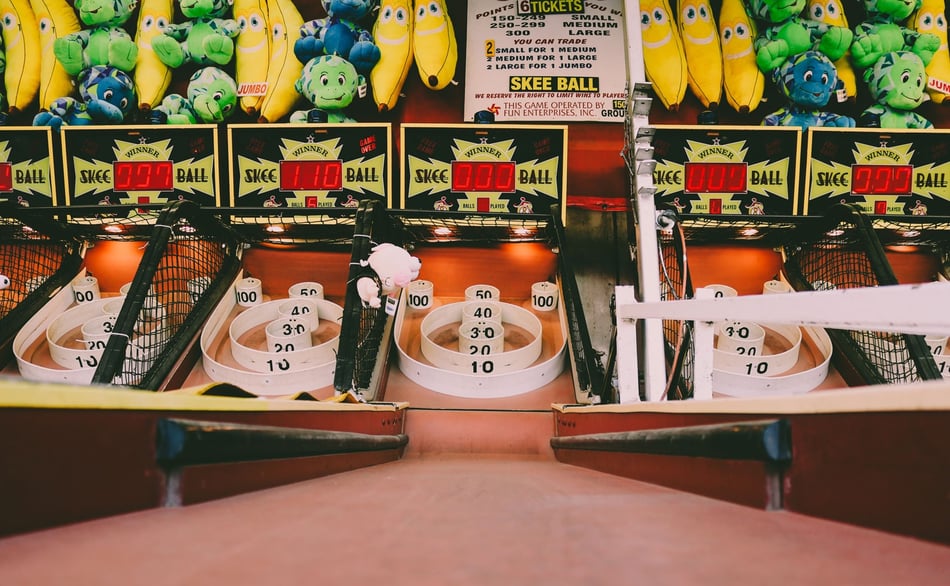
683, 162, 748, 194
280, 160, 343, 191
850, 164, 913, 196
451, 161, 517, 193
113, 161, 174, 192
0, 162, 11, 192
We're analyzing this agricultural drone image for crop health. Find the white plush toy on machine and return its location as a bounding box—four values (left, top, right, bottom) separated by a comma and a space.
356, 243, 422, 308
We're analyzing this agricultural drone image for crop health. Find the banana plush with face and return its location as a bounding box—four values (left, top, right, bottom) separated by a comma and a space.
679, 0, 723, 109
640, 0, 688, 110
2, 0, 42, 114
912, 0, 950, 104
258, 0, 304, 122
372, 0, 413, 111
31, 0, 80, 110
805, 0, 856, 101
134, 0, 174, 110
234, 0, 270, 115
412, 0, 456, 90
718, 0, 764, 113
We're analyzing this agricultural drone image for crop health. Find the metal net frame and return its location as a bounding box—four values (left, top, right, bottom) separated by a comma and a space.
0, 207, 84, 363
656, 210, 695, 400
671, 215, 802, 246
782, 204, 941, 385
92, 201, 244, 389
219, 206, 362, 249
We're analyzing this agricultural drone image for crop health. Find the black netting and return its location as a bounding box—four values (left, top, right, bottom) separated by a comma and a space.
334, 201, 393, 396
393, 210, 555, 246
657, 212, 694, 400
92, 202, 243, 389
0, 209, 83, 358
941, 242, 950, 281
670, 215, 802, 245
782, 204, 941, 385
222, 207, 361, 248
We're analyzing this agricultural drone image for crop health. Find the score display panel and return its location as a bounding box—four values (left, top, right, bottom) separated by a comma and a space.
228, 123, 391, 209
401, 123, 567, 221
650, 126, 801, 216
61, 125, 220, 207
0, 127, 57, 207
806, 128, 950, 218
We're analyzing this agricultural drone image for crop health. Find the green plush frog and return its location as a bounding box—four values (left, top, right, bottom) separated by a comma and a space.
851, 0, 940, 69
152, 0, 241, 68
746, 0, 854, 73
290, 55, 366, 123
54, 0, 139, 76
859, 51, 933, 128
151, 67, 238, 123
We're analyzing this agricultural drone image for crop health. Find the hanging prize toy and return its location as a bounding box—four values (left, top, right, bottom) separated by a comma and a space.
762, 50, 856, 128
859, 50, 933, 128
371, 0, 413, 111
640, 0, 688, 111
718, 0, 765, 114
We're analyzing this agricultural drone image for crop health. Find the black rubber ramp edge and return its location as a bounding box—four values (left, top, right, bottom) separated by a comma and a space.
157, 418, 409, 466
551, 419, 791, 462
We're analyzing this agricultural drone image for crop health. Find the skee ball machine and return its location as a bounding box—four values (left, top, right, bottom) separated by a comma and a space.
3, 121, 406, 400
6, 123, 245, 389
623, 73, 950, 399
376, 122, 608, 408
174, 122, 395, 399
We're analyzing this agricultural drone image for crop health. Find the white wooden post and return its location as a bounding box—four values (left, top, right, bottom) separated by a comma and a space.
692, 287, 716, 400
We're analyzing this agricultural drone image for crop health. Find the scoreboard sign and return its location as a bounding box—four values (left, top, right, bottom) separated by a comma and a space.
651, 126, 801, 216
62, 125, 220, 207
0, 127, 56, 207
806, 128, 950, 217
401, 123, 567, 220
228, 123, 391, 208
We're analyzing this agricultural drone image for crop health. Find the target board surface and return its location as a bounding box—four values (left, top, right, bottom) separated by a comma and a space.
384, 244, 577, 408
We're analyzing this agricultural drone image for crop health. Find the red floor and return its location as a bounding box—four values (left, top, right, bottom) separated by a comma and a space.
0, 452, 948, 585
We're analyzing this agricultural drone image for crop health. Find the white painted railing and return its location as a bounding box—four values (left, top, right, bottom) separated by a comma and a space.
614, 281, 950, 402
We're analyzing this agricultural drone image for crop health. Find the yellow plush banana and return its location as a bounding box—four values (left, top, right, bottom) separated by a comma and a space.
718, 0, 764, 113
2, 0, 42, 113
679, 0, 723, 109
258, 0, 303, 122
234, 0, 270, 115
134, 0, 174, 110
640, 0, 688, 111
911, 0, 950, 104
31, 0, 79, 110
805, 0, 856, 101
372, 0, 413, 110
412, 0, 456, 90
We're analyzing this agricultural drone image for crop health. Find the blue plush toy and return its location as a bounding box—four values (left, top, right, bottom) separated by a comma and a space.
33, 66, 136, 130
294, 0, 381, 74
763, 50, 856, 128
859, 51, 933, 128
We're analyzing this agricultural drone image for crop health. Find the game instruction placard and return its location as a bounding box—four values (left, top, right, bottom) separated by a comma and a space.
464, 0, 627, 123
